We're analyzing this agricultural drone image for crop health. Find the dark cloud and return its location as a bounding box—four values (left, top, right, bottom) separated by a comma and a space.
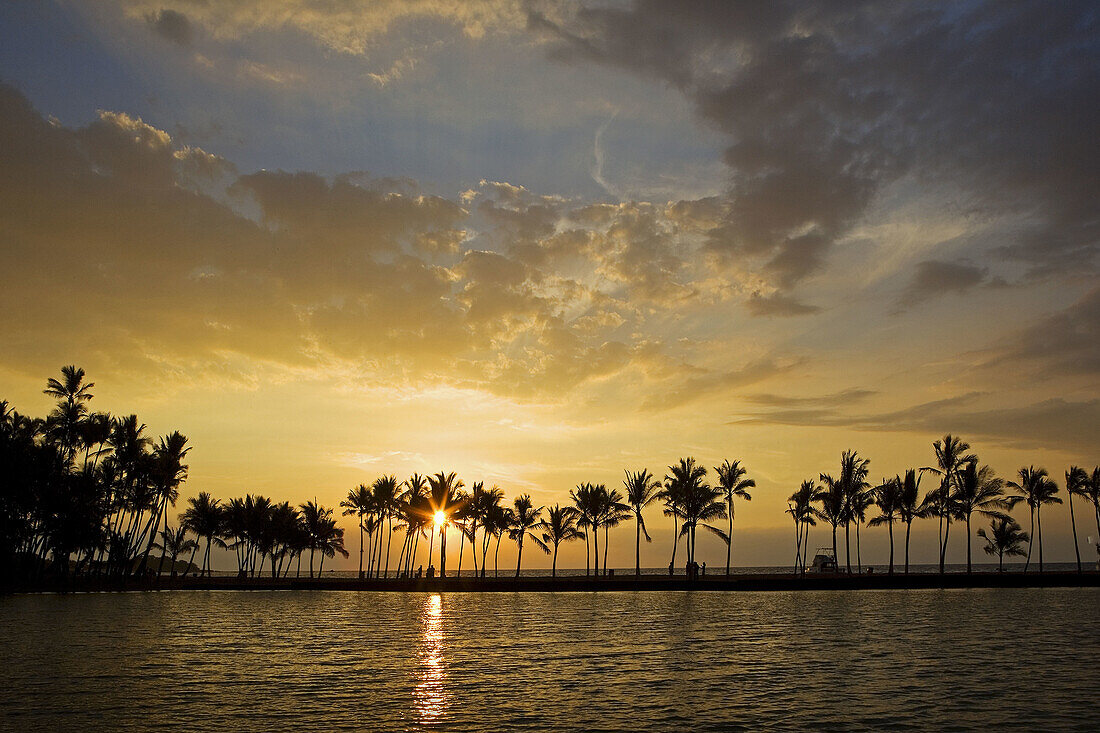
897, 259, 988, 311
744, 292, 820, 318
533, 1, 1100, 295
732, 392, 1100, 450
988, 286, 1100, 378
147, 9, 194, 46
745, 389, 877, 409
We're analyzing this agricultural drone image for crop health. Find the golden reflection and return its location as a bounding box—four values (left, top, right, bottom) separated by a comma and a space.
414, 594, 446, 725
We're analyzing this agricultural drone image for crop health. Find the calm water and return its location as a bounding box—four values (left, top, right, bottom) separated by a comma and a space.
2, 589, 1097, 731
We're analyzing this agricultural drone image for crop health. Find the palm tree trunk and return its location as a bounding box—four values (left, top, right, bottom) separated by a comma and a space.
831, 524, 838, 573
440, 526, 447, 577
593, 519, 600, 577
358, 517, 365, 578
940, 514, 952, 574
603, 524, 609, 576
552, 543, 558, 578
793, 515, 801, 575
428, 526, 435, 571
801, 519, 810, 574
1069, 493, 1081, 573
636, 517, 641, 577
726, 500, 733, 576
855, 522, 862, 574
457, 525, 465, 578
670, 514, 679, 573
584, 522, 590, 576
844, 522, 851, 574
515, 538, 523, 578
186, 542, 199, 577
904, 520, 912, 574
384, 515, 393, 579
965, 513, 972, 573
494, 533, 501, 577
1037, 506, 1044, 573
1024, 506, 1035, 572
887, 520, 894, 575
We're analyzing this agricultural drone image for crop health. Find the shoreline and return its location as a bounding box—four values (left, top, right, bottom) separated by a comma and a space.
6, 570, 1099, 594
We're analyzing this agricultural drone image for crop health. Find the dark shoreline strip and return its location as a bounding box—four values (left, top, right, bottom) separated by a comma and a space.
6, 571, 1099, 594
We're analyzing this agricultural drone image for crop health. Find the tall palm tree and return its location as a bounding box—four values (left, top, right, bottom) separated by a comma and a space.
180, 491, 223, 577
340, 484, 372, 578
151, 524, 197, 577
714, 459, 754, 576
925, 434, 976, 573
1065, 466, 1088, 573
954, 462, 1008, 573
537, 504, 583, 577
896, 469, 924, 574
509, 495, 547, 577
428, 472, 464, 577
371, 475, 400, 578
623, 469, 660, 576
299, 500, 327, 578
814, 474, 845, 572
667, 458, 725, 568
837, 450, 870, 574
1090, 468, 1100, 547
787, 480, 816, 574
138, 431, 190, 577
570, 482, 600, 576
868, 477, 902, 574
596, 486, 629, 576
977, 517, 1029, 571
1007, 466, 1060, 572
473, 485, 504, 578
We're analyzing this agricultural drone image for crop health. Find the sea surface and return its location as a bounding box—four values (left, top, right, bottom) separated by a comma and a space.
2, 588, 1097, 731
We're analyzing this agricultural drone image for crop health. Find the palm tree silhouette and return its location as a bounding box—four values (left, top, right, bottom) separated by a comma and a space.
868, 477, 902, 574
428, 472, 464, 577
667, 458, 726, 570
1065, 466, 1088, 573
508, 495, 547, 577
814, 474, 845, 573
714, 459, 754, 576
623, 469, 660, 576
371, 475, 400, 578
896, 469, 925, 574
925, 435, 976, 574
340, 484, 371, 578
837, 450, 870, 574
787, 480, 816, 574
570, 482, 601, 576
597, 486, 629, 576
1007, 466, 1060, 572
537, 504, 583, 577
977, 517, 1029, 571
151, 524, 197, 577
181, 491, 223, 577
954, 462, 1009, 573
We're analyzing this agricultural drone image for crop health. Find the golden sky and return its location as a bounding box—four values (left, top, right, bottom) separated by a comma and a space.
1, 1, 1097, 569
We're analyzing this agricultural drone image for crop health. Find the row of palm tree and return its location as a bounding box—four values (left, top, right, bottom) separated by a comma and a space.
785, 436, 1100, 576
1, 367, 191, 580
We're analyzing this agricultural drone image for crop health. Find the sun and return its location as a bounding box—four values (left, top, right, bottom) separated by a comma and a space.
433, 510, 447, 527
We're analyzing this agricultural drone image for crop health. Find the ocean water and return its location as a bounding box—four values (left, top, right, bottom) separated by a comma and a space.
1, 588, 1097, 731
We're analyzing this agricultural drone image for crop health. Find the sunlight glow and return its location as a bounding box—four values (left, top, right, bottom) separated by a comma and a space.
434, 510, 447, 527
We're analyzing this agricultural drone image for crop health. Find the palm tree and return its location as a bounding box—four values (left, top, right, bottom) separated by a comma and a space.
714, 459, 754, 576
1065, 466, 1088, 573
401, 474, 430, 576
814, 474, 845, 572
1007, 466, 1060, 572
868, 477, 902, 574
137, 431, 190, 577
977, 517, 1029, 571
151, 524, 197, 577
299, 500, 328, 578
340, 484, 372, 578
667, 458, 726, 568
570, 482, 600, 576
428, 472, 464, 577
787, 480, 816, 574
508, 495, 547, 577
837, 450, 870, 574
180, 491, 223, 577
537, 504, 583, 577
954, 462, 1008, 573
896, 469, 924, 574
623, 469, 660, 576
596, 486, 629, 576
371, 475, 400, 578
849, 487, 872, 574
1090, 468, 1100, 546
925, 434, 976, 573
472, 485, 504, 578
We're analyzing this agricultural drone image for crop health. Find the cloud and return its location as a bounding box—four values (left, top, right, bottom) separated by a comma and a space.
147, 9, 194, 46
732, 392, 1100, 451
532, 1, 1100, 295
744, 293, 820, 318
896, 259, 989, 311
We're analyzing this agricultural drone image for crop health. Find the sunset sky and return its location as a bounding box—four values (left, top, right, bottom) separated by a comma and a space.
1, 1, 1096, 569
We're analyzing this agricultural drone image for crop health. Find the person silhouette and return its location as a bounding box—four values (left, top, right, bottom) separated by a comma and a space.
702, 562, 706, 576
427, 565, 435, 578
416, 565, 423, 578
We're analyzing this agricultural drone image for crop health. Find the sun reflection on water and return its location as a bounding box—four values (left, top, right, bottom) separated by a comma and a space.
414, 594, 447, 725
